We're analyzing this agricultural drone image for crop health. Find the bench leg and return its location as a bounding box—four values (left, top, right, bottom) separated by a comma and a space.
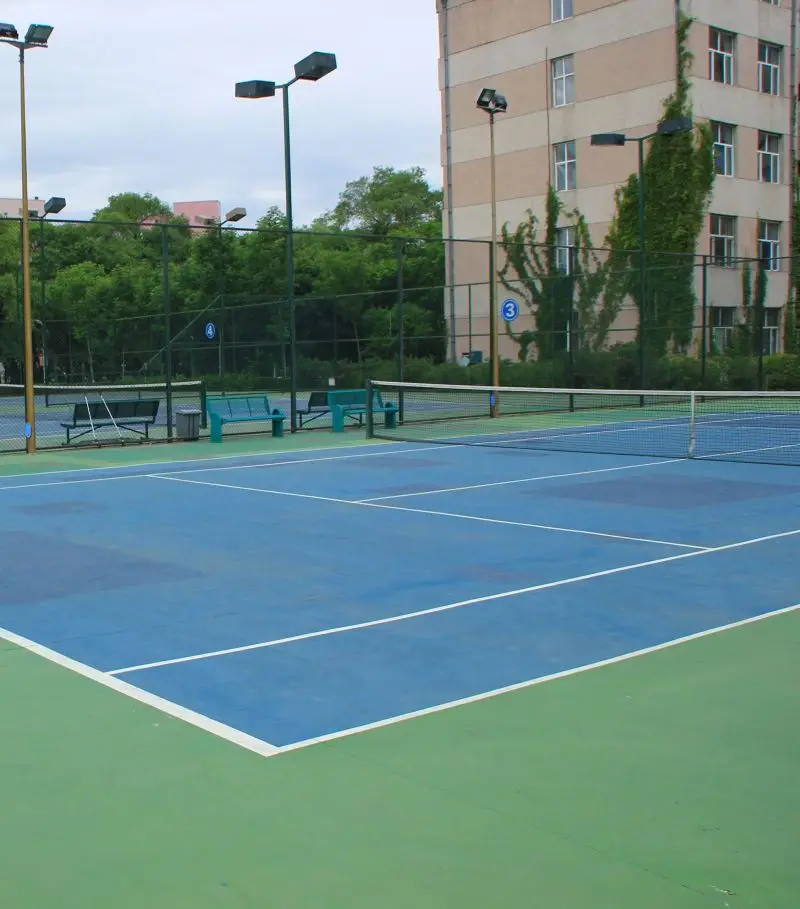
272, 417, 285, 438
331, 405, 345, 433
210, 413, 223, 443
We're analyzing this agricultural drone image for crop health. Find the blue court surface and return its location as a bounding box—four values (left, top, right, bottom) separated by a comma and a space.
1, 440, 799, 751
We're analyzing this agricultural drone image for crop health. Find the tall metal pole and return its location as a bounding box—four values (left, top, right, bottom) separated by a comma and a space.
283, 83, 298, 433
636, 137, 647, 390
40, 215, 47, 384
396, 238, 406, 422
489, 110, 499, 415
789, 0, 798, 352
19, 46, 36, 453
161, 225, 174, 439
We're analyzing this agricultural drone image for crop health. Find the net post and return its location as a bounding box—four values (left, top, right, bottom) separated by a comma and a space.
199, 381, 208, 429
688, 391, 696, 458
365, 379, 375, 439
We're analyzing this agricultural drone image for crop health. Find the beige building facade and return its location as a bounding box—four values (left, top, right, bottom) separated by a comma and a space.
438, 0, 796, 361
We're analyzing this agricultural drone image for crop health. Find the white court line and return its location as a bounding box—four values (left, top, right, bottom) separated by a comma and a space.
0, 625, 279, 757
357, 457, 684, 502
108, 526, 800, 676
277, 602, 800, 754
0, 442, 450, 492
148, 472, 701, 550
361, 503, 707, 550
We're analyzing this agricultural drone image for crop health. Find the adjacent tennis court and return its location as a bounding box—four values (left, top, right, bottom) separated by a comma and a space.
1, 385, 798, 908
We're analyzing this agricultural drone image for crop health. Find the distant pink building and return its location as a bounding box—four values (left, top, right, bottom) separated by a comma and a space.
172, 200, 222, 228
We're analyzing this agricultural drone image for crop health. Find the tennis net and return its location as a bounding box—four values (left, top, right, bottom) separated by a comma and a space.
366, 380, 800, 467
0, 380, 206, 451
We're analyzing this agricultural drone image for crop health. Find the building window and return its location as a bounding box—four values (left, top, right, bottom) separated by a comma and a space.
551, 0, 573, 22
758, 221, 781, 272
551, 55, 574, 107
710, 214, 736, 266
762, 309, 781, 355
554, 141, 576, 191
711, 307, 735, 352
758, 132, 781, 183
554, 226, 576, 273
712, 122, 735, 177
758, 42, 782, 95
709, 28, 735, 84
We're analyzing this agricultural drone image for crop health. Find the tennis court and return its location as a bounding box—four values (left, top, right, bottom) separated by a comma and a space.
1, 383, 798, 908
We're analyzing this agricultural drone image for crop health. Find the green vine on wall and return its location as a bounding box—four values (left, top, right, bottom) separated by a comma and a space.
603, 13, 715, 357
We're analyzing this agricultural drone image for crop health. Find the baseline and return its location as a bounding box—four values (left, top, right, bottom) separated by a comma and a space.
277, 603, 800, 754
0, 625, 278, 757
108, 526, 800, 676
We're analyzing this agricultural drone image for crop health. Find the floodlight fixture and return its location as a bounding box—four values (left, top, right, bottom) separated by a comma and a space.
224, 206, 247, 223
294, 52, 337, 82
0, 23, 19, 40
590, 132, 627, 146
235, 80, 276, 99
24, 24, 53, 46
476, 88, 507, 114
657, 116, 693, 137
44, 196, 66, 215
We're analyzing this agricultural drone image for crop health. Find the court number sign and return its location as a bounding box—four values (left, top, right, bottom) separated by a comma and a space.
204, 322, 217, 341
501, 299, 520, 322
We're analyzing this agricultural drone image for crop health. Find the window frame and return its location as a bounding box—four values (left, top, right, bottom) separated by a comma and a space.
553, 140, 577, 192
551, 0, 574, 23
709, 27, 735, 85
758, 132, 781, 184
712, 121, 735, 177
758, 41, 782, 95
554, 225, 577, 274
758, 221, 781, 272
710, 214, 736, 267
551, 55, 575, 108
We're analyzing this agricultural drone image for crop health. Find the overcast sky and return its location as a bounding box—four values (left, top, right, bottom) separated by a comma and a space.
0, 0, 442, 225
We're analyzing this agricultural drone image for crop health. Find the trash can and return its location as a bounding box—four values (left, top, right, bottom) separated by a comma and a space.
175, 407, 202, 441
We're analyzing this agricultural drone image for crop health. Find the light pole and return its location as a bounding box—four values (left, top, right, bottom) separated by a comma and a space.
235, 52, 337, 432
37, 196, 66, 384
0, 23, 53, 453
208, 207, 247, 377
476, 88, 507, 416
590, 117, 692, 388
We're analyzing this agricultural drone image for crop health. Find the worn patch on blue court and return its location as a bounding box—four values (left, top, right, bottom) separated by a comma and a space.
346, 457, 445, 469
0, 531, 198, 607
538, 474, 800, 509
15, 501, 106, 516
363, 483, 445, 496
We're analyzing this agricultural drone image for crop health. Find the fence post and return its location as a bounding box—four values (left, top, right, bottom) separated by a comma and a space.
700, 254, 708, 386
161, 224, 173, 440
395, 238, 406, 422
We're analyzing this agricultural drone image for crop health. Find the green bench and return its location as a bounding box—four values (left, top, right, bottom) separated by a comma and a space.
207, 394, 286, 442
328, 388, 397, 433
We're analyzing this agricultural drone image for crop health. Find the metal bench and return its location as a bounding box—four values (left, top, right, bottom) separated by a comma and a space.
328, 389, 398, 433
298, 391, 332, 428
207, 394, 286, 442
61, 398, 160, 444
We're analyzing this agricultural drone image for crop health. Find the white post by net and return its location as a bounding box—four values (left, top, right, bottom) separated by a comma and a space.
688, 391, 697, 458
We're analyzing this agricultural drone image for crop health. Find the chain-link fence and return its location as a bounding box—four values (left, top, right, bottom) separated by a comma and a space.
0, 212, 796, 451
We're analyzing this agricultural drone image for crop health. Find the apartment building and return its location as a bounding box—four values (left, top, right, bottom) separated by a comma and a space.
438, 0, 796, 358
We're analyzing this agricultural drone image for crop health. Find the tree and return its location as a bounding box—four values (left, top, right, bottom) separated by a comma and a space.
603, 14, 714, 358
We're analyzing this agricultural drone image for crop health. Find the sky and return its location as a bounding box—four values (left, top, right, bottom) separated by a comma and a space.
0, 0, 442, 226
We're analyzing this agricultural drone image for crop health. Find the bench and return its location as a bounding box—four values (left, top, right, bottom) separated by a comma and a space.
328, 388, 398, 433
207, 394, 286, 442
61, 398, 160, 444
298, 391, 332, 428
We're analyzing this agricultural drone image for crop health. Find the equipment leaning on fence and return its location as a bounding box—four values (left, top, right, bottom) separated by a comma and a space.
365, 380, 800, 468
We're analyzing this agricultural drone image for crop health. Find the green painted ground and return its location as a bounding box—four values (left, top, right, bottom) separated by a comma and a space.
0, 435, 797, 907
0, 612, 797, 908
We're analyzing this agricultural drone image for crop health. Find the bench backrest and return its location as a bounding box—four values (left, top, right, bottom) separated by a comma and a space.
327, 388, 385, 409
71, 398, 159, 423
306, 391, 329, 409
207, 394, 272, 419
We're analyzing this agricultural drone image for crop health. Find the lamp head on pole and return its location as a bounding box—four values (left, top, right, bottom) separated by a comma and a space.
224, 206, 247, 223
235, 80, 277, 99
0, 22, 19, 40
24, 24, 53, 46
590, 132, 627, 146
294, 51, 337, 82
44, 196, 66, 216
476, 87, 508, 115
